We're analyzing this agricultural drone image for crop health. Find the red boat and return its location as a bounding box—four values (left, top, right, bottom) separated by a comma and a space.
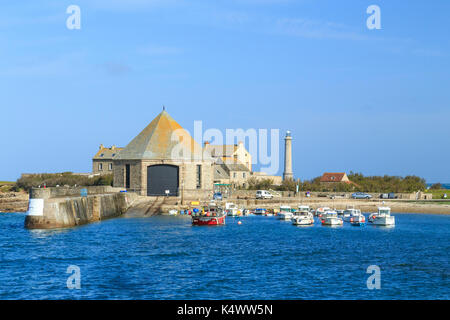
192, 204, 226, 226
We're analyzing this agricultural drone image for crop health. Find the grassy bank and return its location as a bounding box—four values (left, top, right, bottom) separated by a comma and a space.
0, 181, 15, 193
423, 189, 449, 200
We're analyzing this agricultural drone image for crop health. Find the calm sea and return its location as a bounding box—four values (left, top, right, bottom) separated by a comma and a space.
0, 213, 449, 300
428, 183, 450, 189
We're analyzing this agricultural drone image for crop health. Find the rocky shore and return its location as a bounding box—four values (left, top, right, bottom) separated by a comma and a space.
0, 192, 28, 213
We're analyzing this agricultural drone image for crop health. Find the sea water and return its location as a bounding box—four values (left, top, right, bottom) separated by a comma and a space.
0, 213, 448, 299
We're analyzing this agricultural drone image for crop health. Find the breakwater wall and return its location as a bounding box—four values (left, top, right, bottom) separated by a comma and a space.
25, 187, 137, 229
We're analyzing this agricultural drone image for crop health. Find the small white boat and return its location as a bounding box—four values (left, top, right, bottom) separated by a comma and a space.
254, 208, 266, 215
343, 208, 362, 222
225, 203, 239, 216
278, 206, 293, 220
315, 207, 331, 217
321, 210, 343, 226
336, 209, 344, 216
168, 209, 178, 215
296, 205, 310, 214
292, 211, 314, 226
369, 207, 395, 226
350, 214, 366, 226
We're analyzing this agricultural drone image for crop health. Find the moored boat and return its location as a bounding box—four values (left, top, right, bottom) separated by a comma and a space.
254, 208, 266, 215
292, 211, 314, 226
296, 205, 310, 214
192, 204, 226, 226
315, 207, 331, 218
225, 202, 240, 217
278, 205, 293, 220
369, 207, 395, 226
350, 214, 366, 226
321, 210, 343, 226
343, 207, 362, 222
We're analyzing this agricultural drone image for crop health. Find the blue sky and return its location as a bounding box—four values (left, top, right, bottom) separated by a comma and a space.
0, 0, 449, 182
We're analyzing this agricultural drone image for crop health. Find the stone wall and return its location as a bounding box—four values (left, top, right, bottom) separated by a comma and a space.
29, 186, 123, 200
230, 190, 433, 200
113, 159, 214, 198
25, 192, 137, 229
92, 159, 114, 175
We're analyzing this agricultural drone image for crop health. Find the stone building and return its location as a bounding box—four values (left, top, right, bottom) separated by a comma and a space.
204, 141, 252, 171
92, 145, 123, 175
112, 109, 214, 199
213, 161, 251, 188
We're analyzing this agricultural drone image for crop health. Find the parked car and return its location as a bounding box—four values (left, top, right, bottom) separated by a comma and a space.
213, 192, 223, 200
256, 190, 273, 199
329, 194, 346, 199
351, 192, 372, 199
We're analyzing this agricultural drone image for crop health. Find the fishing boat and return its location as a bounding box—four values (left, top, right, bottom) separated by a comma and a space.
225, 203, 239, 217
321, 210, 343, 226
192, 204, 226, 226
278, 205, 293, 220
254, 208, 266, 215
296, 205, 310, 214
350, 214, 366, 226
265, 209, 274, 217
368, 207, 395, 226
292, 211, 314, 226
315, 207, 331, 218
336, 209, 344, 216
342, 207, 362, 222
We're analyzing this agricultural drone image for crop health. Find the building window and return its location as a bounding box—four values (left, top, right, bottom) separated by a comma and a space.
243, 173, 246, 179
233, 173, 237, 179
98, 163, 103, 171
196, 165, 202, 189
109, 163, 113, 171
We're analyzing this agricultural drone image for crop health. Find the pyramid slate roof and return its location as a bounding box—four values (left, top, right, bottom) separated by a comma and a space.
115, 110, 205, 161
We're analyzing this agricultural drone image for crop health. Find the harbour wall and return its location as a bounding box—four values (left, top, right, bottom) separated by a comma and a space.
152, 197, 450, 215
25, 187, 137, 229
231, 190, 433, 200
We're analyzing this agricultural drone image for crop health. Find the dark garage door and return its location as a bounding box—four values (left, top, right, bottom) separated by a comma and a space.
147, 165, 179, 196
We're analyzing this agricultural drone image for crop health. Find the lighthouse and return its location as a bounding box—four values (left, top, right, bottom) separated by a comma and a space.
283, 131, 293, 181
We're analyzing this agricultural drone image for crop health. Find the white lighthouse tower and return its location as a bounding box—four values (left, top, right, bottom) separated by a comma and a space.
283, 131, 293, 181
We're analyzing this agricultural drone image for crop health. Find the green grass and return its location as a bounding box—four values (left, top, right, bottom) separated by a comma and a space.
424, 189, 450, 200
0, 181, 14, 185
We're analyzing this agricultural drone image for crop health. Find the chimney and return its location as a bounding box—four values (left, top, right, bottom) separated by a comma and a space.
204, 141, 210, 147
99, 144, 104, 150
111, 145, 116, 151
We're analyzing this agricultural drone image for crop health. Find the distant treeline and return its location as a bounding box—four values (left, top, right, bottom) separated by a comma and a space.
247, 172, 427, 193
13, 173, 113, 191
